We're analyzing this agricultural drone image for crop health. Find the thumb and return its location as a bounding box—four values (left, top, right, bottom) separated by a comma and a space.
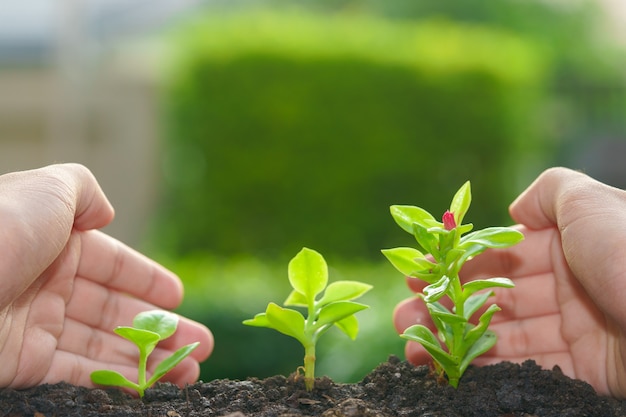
47, 163, 115, 230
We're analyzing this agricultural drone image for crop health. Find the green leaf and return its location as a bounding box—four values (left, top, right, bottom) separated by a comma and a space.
265, 302, 307, 345
242, 312, 270, 327
114, 327, 161, 356
90, 370, 140, 392
390, 205, 438, 235
133, 310, 179, 341
284, 289, 308, 307
334, 314, 359, 340
462, 304, 501, 350
427, 303, 467, 325
423, 275, 450, 303
412, 223, 440, 258
317, 281, 372, 307
315, 301, 369, 329
449, 181, 471, 226
459, 330, 498, 375
288, 247, 328, 302
146, 342, 200, 387
463, 291, 494, 320
401, 325, 457, 370
463, 278, 514, 299
459, 227, 524, 249
425, 302, 459, 346
381, 247, 438, 283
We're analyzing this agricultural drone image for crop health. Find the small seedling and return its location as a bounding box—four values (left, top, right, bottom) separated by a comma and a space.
243, 247, 372, 391
90, 310, 199, 397
382, 181, 523, 387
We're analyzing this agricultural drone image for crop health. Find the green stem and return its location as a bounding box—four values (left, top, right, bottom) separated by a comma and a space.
303, 343, 316, 391
447, 272, 465, 388
138, 348, 148, 397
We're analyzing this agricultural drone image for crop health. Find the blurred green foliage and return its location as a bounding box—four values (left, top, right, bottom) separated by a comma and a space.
151, 11, 545, 260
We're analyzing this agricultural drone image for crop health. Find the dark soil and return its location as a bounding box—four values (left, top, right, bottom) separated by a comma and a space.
3, 356, 625, 417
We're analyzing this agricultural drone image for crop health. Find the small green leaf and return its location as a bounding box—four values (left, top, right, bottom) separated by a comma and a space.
146, 342, 200, 387
459, 330, 498, 374
459, 227, 524, 249
90, 370, 140, 392
288, 247, 328, 302
425, 302, 459, 345
463, 278, 514, 299
462, 304, 501, 350
317, 281, 372, 307
390, 205, 438, 235
284, 289, 308, 307
401, 325, 457, 370
412, 223, 440, 258
265, 302, 307, 344
114, 327, 161, 356
463, 291, 494, 320
423, 275, 450, 303
334, 314, 359, 340
449, 181, 471, 226
242, 312, 270, 327
427, 304, 467, 325
133, 310, 179, 340
316, 301, 369, 329
381, 247, 438, 283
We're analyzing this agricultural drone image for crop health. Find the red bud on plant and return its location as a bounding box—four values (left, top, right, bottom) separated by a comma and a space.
442, 210, 456, 231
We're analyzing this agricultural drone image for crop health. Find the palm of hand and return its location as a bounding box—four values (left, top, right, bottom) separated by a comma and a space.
0, 229, 207, 390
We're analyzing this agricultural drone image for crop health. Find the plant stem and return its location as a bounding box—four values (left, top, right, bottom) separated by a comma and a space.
303, 343, 316, 391
447, 273, 465, 388
138, 349, 148, 397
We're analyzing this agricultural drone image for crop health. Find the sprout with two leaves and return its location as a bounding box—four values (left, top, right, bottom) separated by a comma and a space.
244, 247, 372, 391
90, 310, 199, 397
382, 181, 524, 387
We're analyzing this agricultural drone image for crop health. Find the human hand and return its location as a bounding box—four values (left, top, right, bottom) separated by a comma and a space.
0, 163, 213, 389
394, 167, 626, 397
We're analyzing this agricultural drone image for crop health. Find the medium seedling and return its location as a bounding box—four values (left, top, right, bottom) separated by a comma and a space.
243, 247, 372, 391
382, 181, 523, 387
90, 310, 199, 397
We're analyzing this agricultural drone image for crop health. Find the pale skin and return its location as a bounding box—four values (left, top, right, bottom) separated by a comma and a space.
394, 167, 626, 398
0, 163, 213, 389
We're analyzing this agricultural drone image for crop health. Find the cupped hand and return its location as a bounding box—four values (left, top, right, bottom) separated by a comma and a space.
394, 167, 626, 397
0, 164, 213, 389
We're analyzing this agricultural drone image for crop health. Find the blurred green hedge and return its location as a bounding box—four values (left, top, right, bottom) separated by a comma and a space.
150, 11, 546, 261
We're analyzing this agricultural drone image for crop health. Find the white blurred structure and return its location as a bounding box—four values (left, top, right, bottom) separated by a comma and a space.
0, 0, 204, 246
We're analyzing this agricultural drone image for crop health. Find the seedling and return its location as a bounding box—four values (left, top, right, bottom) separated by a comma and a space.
382, 181, 523, 387
243, 247, 372, 391
90, 310, 199, 397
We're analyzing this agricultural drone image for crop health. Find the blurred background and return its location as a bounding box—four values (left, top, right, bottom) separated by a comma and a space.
2, 0, 626, 384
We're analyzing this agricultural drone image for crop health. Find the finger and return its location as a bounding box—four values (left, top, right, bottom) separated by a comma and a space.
459, 226, 555, 281
393, 297, 432, 334
66, 276, 168, 334
405, 340, 434, 366
65, 277, 214, 363
158, 317, 214, 363
487, 272, 559, 323
44, 163, 115, 231
76, 230, 183, 310
483, 314, 569, 359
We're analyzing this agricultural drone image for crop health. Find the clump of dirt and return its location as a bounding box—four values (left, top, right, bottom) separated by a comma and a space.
2, 356, 625, 417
